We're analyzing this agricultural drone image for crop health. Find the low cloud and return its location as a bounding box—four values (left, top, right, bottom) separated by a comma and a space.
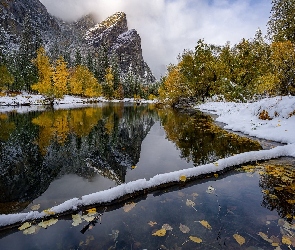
40, 0, 271, 78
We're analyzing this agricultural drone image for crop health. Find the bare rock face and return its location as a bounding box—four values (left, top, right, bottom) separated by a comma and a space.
85, 12, 155, 82
0, 0, 60, 43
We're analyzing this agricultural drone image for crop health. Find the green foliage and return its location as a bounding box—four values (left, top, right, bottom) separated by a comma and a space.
267, 0, 295, 43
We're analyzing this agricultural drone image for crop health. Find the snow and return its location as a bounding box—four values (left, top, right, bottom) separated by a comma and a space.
0, 93, 154, 113
0, 95, 295, 228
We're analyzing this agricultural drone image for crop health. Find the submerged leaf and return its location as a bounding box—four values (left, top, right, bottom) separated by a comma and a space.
23, 225, 38, 235
148, 221, 157, 227
199, 220, 212, 230
18, 222, 31, 231
189, 236, 202, 243
179, 223, 190, 233
258, 232, 273, 243
38, 219, 58, 229
72, 214, 83, 227
233, 234, 245, 246
186, 199, 195, 207
123, 202, 136, 212
152, 228, 166, 237
162, 224, 173, 231
30, 204, 40, 211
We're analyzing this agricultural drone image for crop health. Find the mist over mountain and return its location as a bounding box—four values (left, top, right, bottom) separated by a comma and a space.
0, 0, 155, 82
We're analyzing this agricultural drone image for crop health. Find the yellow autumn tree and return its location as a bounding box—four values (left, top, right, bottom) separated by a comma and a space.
52, 56, 69, 98
158, 64, 186, 105
0, 64, 14, 92
69, 65, 102, 97
32, 47, 54, 102
103, 67, 115, 99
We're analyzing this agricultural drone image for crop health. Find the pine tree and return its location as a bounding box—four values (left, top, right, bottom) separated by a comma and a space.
267, 0, 295, 42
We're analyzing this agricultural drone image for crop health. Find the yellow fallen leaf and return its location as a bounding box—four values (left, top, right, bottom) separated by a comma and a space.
43, 209, 55, 215
148, 221, 157, 227
199, 220, 212, 230
82, 215, 95, 222
123, 202, 136, 212
179, 223, 190, 233
214, 162, 219, 167
179, 175, 187, 182
186, 199, 195, 207
282, 235, 292, 245
131, 165, 137, 169
152, 228, 166, 237
189, 236, 202, 243
38, 218, 58, 229
214, 173, 218, 178
233, 234, 245, 246
86, 208, 97, 215
286, 199, 295, 204
18, 222, 31, 231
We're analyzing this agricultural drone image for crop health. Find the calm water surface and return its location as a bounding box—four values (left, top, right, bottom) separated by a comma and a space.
0, 103, 294, 249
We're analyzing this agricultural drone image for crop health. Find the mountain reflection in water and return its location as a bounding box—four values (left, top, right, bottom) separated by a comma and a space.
0, 103, 261, 215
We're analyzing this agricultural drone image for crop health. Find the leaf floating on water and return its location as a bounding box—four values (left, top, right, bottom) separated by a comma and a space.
30, 204, 40, 211
199, 220, 212, 230
233, 234, 245, 246
189, 236, 202, 243
23, 225, 38, 235
86, 208, 97, 215
38, 219, 58, 229
152, 228, 166, 237
186, 199, 195, 207
162, 224, 173, 231
286, 199, 295, 204
72, 214, 83, 227
206, 186, 215, 194
179, 175, 187, 182
282, 235, 292, 245
179, 223, 190, 233
148, 221, 157, 227
18, 222, 31, 231
123, 202, 136, 212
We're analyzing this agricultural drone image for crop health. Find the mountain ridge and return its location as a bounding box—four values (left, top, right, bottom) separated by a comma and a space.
0, 0, 155, 83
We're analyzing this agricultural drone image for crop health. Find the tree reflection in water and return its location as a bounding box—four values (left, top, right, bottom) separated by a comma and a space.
158, 109, 262, 165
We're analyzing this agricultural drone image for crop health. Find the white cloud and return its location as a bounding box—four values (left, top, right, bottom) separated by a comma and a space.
39, 0, 271, 78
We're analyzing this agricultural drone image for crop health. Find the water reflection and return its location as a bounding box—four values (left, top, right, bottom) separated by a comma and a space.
0, 104, 156, 214
158, 109, 262, 165
0, 104, 262, 216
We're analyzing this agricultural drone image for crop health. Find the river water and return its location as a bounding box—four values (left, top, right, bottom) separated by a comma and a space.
0, 103, 294, 249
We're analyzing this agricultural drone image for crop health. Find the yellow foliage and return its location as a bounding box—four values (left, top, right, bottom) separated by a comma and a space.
233, 233, 245, 246
179, 175, 187, 182
152, 228, 166, 237
52, 56, 69, 98
199, 220, 212, 230
189, 236, 202, 243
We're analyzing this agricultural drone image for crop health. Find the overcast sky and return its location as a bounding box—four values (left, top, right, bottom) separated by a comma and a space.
39, 0, 272, 78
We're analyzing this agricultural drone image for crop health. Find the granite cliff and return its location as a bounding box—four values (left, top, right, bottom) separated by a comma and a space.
0, 0, 155, 82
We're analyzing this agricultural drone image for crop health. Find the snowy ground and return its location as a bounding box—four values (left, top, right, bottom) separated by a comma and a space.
0, 95, 295, 227
0, 93, 154, 113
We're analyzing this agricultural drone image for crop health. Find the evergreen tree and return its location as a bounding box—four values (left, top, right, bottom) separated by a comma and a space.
267, 0, 295, 42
